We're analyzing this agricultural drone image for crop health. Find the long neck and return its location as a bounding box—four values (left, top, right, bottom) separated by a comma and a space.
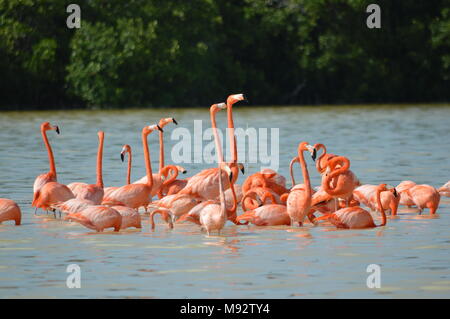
323, 158, 349, 195
218, 167, 227, 219
227, 104, 237, 163
159, 130, 164, 174
142, 131, 154, 189
126, 150, 132, 185
161, 165, 179, 186
228, 179, 238, 213
376, 189, 387, 226
289, 156, 298, 186
96, 134, 104, 188
316, 144, 327, 173
298, 150, 311, 200
210, 110, 224, 163
42, 129, 56, 176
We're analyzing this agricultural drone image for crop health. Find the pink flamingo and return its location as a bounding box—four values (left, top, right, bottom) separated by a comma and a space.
0, 198, 21, 225
311, 143, 337, 174
68, 131, 105, 205
353, 184, 400, 215
148, 193, 201, 222
438, 181, 450, 197
320, 156, 360, 206
56, 198, 95, 214
32, 122, 60, 208
65, 206, 122, 232
178, 103, 240, 211
111, 206, 142, 229
286, 142, 314, 226
157, 165, 188, 198
150, 209, 174, 230
103, 144, 132, 200
236, 190, 290, 226
396, 180, 417, 207
241, 186, 283, 211
102, 124, 161, 210
315, 184, 390, 229
400, 184, 440, 215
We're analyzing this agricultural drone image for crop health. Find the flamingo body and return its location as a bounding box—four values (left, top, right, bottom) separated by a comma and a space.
0, 199, 21, 225
65, 206, 122, 232
33, 182, 75, 211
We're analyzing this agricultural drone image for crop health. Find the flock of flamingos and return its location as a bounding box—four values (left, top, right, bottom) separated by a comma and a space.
0, 94, 449, 235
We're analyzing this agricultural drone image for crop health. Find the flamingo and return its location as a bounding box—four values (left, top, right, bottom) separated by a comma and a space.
399, 184, 440, 215
32, 181, 75, 213
157, 165, 188, 198
242, 170, 289, 196
0, 198, 21, 225
133, 118, 183, 198
103, 144, 132, 200
55, 198, 95, 214
68, 131, 105, 205
178, 103, 240, 207
353, 184, 400, 215
65, 206, 122, 232
319, 156, 360, 206
147, 193, 201, 222
32, 122, 60, 208
286, 142, 314, 226
396, 180, 417, 207
311, 143, 337, 174
438, 181, 450, 197
236, 189, 290, 226
101, 124, 161, 210
241, 186, 283, 211
315, 184, 390, 229
111, 206, 142, 229
150, 208, 174, 230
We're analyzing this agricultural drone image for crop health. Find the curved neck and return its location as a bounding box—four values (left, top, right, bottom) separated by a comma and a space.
262, 190, 276, 205
142, 130, 154, 189
96, 134, 104, 188
159, 131, 164, 174
298, 149, 311, 199
376, 189, 387, 226
161, 165, 179, 187
42, 129, 56, 176
241, 191, 257, 211
210, 110, 224, 163
228, 179, 238, 213
289, 156, 298, 186
126, 150, 132, 185
316, 144, 327, 172
323, 158, 349, 195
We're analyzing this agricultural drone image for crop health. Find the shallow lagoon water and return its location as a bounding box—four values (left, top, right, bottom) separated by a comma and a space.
0, 104, 449, 298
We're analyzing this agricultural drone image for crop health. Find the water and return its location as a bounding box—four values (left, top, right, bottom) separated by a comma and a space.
0, 104, 449, 298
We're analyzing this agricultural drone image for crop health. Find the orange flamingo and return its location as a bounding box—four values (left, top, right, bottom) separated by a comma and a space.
241, 186, 283, 211
178, 103, 240, 205
400, 184, 440, 215
102, 125, 161, 210
68, 131, 105, 205
236, 190, 290, 226
320, 156, 360, 206
150, 209, 174, 230
56, 198, 95, 214
438, 181, 450, 197
65, 206, 122, 232
353, 184, 400, 215
0, 198, 21, 225
311, 143, 337, 174
32, 122, 60, 208
147, 193, 201, 222
286, 142, 313, 226
103, 144, 132, 200
111, 206, 142, 229
396, 180, 417, 207
315, 184, 390, 229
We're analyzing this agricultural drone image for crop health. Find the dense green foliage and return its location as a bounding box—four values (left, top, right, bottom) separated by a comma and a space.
0, 0, 449, 109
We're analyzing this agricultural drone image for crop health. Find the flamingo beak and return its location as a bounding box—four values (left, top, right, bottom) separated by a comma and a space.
182, 170, 187, 174
238, 163, 245, 174
172, 118, 178, 125
157, 125, 163, 132
55, 126, 60, 134
242, 94, 248, 102
120, 153, 124, 162
312, 148, 317, 161
229, 172, 233, 182
393, 188, 398, 197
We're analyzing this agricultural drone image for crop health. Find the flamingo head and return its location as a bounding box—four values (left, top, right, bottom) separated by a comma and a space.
120, 144, 131, 162
237, 163, 245, 174
220, 163, 233, 182
210, 102, 227, 114
226, 93, 247, 106
176, 165, 187, 174
158, 117, 178, 128
305, 144, 316, 161
97, 131, 104, 140
143, 124, 163, 135
41, 122, 60, 134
